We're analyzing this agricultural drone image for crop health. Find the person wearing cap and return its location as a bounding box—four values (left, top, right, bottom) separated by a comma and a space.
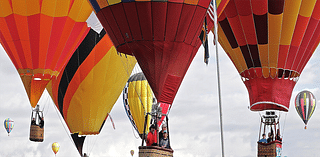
146, 124, 157, 146
159, 130, 170, 149
159, 124, 167, 141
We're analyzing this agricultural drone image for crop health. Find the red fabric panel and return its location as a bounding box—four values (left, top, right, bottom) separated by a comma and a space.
39, 14, 53, 68
96, 11, 120, 47
175, 4, 195, 42
165, 2, 183, 41
136, 2, 153, 40
227, 16, 246, 46
55, 23, 89, 72
244, 76, 296, 112
225, 0, 237, 18
284, 46, 298, 70
152, 2, 167, 41
160, 74, 181, 106
100, 7, 125, 47
197, 0, 210, 8
28, 14, 40, 69
159, 102, 171, 127
255, 67, 262, 78
248, 68, 255, 79
184, 5, 206, 44
5, 14, 28, 68
292, 17, 319, 71
312, 0, 320, 20
123, 2, 143, 41
251, 0, 267, 15
277, 45, 289, 69
239, 15, 257, 45
45, 17, 67, 69
110, 3, 133, 43
234, 0, 251, 16
291, 15, 309, 47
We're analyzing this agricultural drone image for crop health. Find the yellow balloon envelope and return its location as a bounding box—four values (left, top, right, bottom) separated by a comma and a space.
52, 142, 60, 155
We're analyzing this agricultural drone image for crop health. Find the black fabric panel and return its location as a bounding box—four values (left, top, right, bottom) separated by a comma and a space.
57, 29, 106, 117
248, 45, 262, 67
128, 72, 147, 82
253, 14, 268, 45
268, 0, 285, 15
219, 18, 239, 48
240, 45, 254, 68
71, 133, 86, 156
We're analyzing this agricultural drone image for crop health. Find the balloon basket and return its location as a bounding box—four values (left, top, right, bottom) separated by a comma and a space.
257, 141, 282, 157
29, 124, 44, 142
139, 146, 173, 157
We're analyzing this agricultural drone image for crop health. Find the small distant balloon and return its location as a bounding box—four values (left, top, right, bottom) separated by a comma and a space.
52, 142, 60, 155
4, 118, 14, 136
130, 150, 134, 156
295, 90, 316, 129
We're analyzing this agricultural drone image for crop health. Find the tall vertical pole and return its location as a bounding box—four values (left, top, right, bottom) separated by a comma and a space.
213, 0, 225, 156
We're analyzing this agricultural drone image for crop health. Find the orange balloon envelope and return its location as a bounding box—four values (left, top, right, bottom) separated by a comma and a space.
0, 0, 92, 107
217, 0, 320, 111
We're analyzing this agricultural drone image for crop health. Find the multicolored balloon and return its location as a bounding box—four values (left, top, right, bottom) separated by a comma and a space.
130, 150, 134, 156
52, 142, 60, 155
123, 72, 153, 138
217, 0, 320, 112
295, 90, 316, 129
4, 118, 14, 136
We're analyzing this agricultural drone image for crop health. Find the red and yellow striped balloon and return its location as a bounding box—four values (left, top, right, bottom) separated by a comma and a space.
217, 0, 320, 111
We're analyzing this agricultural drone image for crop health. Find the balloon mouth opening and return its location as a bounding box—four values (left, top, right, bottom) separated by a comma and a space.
250, 101, 289, 112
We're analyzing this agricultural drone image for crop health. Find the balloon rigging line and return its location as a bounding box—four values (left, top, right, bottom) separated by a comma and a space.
51, 97, 77, 151
213, 0, 225, 156
132, 123, 140, 139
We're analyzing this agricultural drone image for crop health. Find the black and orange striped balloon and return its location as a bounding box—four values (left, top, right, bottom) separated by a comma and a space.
217, 0, 320, 111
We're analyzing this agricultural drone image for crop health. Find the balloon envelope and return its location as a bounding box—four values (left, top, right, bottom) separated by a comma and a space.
123, 72, 153, 138
295, 90, 316, 127
52, 142, 60, 154
4, 118, 14, 135
47, 29, 136, 135
217, 0, 320, 111
0, 0, 92, 107
88, 0, 213, 110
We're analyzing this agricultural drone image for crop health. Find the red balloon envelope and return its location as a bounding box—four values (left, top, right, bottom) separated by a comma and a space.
217, 0, 320, 111
88, 0, 213, 114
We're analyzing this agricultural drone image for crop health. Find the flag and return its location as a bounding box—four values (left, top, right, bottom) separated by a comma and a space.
199, 17, 209, 64
207, 0, 215, 24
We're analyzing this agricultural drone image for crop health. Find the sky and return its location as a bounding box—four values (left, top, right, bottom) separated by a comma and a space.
1, 20, 320, 157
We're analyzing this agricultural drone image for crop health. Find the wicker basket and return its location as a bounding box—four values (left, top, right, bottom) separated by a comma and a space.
257, 141, 282, 157
139, 146, 173, 157
29, 124, 44, 142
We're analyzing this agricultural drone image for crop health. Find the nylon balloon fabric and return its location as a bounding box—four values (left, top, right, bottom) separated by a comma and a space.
217, 0, 320, 111
46, 29, 136, 135
123, 72, 153, 138
295, 90, 316, 127
88, 0, 212, 108
0, 0, 93, 108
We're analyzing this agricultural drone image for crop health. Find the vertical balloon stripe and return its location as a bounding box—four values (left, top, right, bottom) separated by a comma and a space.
268, 0, 285, 14
219, 17, 238, 48
301, 98, 306, 121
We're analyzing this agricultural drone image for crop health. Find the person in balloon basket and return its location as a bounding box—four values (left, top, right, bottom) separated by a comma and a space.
159, 130, 171, 149
258, 134, 267, 143
146, 124, 157, 146
159, 124, 167, 140
267, 132, 274, 143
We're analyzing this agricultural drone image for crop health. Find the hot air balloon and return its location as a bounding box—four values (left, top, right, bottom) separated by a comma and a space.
216, 0, 320, 156
47, 26, 136, 155
123, 72, 154, 138
130, 150, 134, 156
217, 0, 320, 112
0, 0, 92, 108
52, 142, 60, 155
295, 90, 316, 129
4, 118, 14, 136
